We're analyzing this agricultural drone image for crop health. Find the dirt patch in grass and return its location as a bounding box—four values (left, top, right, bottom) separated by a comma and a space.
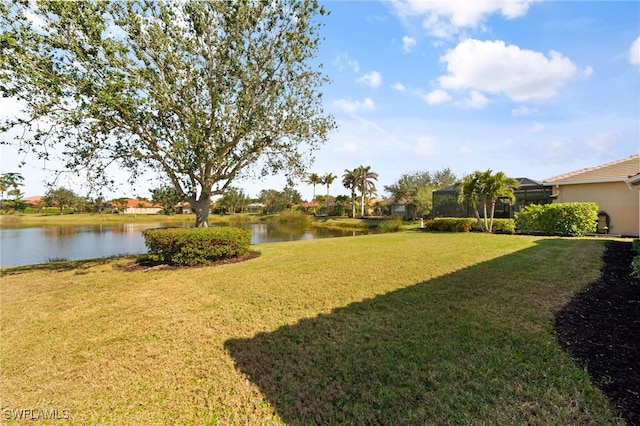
116, 250, 261, 272
555, 241, 640, 425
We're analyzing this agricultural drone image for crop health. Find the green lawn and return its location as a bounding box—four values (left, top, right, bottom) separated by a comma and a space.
0, 232, 625, 424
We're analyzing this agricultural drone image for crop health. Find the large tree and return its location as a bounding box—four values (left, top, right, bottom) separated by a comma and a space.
384, 168, 456, 218
321, 172, 336, 215
0, 0, 336, 227
43, 187, 77, 215
306, 173, 322, 201
342, 168, 358, 218
355, 165, 378, 217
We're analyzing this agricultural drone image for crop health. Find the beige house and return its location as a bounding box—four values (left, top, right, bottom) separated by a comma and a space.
543, 154, 640, 237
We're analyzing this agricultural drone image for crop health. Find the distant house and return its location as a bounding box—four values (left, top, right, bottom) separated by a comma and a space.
543, 154, 640, 237
247, 202, 265, 213
118, 198, 162, 215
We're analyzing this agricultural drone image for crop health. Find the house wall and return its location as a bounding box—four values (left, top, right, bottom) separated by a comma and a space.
123, 207, 162, 215
552, 181, 639, 236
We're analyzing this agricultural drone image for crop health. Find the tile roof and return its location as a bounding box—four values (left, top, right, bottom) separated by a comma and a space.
543, 154, 640, 184
121, 198, 161, 208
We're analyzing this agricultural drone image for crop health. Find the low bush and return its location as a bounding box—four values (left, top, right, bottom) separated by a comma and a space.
142, 227, 251, 266
424, 218, 514, 233
272, 210, 311, 227
489, 219, 516, 234
424, 218, 473, 232
379, 216, 404, 232
515, 202, 599, 237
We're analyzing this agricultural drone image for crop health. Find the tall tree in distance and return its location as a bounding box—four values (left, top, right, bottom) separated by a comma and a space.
355, 165, 378, 217
306, 173, 322, 201
0, 0, 336, 227
384, 168, 457, 218
321, 172, 336, 215
342, 168, 358, 218
43, 187, 78, 215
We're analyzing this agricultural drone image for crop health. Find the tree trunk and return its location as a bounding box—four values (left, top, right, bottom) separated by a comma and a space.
489, 202, 496, 233
360, 192, 365, 217
351, 191, 356, 218
193, 195, 211, 227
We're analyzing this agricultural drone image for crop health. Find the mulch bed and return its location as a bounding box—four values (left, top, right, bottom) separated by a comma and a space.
555, 241, 640, 425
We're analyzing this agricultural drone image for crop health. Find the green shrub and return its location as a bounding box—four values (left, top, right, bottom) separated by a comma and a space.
379, 216, 403, 232
515, 202, 599, 237
273, 210, 311, 227
632, 239, 640, 253
426, 218, 474, 232
632, 255, 640, 279
425, 218, 514, 233
142, 227, 251, 266
491, 219, 516, 234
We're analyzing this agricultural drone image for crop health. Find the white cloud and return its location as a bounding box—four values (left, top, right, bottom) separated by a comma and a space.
415, 136, 438, 156
333, 53, 360, 73
512, 106, 538, 117
357, 71, 383, 88
402, 35, 416, 53
630, 36, 640, 65
391, 0, 533, 38
461, 90, 488, 109
333, 97, 375, 114
586, 133, 616, 153
527, 122, 544, 133
421, 89, 451, 105
392, 82, 406, 92
438, 39, 583, 102
458, 145, 472, 154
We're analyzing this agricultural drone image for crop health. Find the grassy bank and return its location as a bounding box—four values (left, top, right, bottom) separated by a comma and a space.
0, 211, 414, 232
0, 233, 623, 424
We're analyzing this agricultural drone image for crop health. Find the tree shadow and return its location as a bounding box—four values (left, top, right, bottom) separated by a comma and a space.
0, 257, 118, 276
225, 239, 618, 425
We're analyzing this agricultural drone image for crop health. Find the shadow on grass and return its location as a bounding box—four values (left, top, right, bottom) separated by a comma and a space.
225, 239, 620, 425
0, 256, 132, 276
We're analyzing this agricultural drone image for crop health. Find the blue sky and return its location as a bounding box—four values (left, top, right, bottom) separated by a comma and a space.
2, 0, 639, 201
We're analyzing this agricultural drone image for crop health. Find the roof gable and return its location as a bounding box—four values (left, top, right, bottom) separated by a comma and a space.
543, 154, 640, 185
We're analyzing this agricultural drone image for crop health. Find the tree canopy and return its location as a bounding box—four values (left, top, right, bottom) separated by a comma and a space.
456, 169, 519, 232
384, 168, 457, 218
0, 0, 336, 226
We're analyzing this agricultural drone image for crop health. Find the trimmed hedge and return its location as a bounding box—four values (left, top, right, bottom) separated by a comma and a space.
424, 218, 515, 233
515, 202, 599, 237
142, 226, 251, 266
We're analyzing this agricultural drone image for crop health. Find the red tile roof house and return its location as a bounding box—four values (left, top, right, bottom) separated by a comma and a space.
543, 154, 640, 237
117, 198, 162, 215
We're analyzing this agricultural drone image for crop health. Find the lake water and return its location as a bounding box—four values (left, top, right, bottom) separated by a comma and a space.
0, 223, 371, 267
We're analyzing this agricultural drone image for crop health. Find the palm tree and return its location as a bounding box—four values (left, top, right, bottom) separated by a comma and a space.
355, 165, 378, 217
322, 173, 336, 215
457, 169, 518, 232
306, 173, 321, 201
482, 170, 519, 232
457, 171, 486, 231
342, 168, 359, 218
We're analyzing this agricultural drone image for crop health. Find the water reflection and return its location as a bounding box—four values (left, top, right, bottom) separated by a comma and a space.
0, 222, 374, 267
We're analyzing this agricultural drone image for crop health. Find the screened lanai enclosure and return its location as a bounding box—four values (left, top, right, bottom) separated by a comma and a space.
432, 177, 552, 219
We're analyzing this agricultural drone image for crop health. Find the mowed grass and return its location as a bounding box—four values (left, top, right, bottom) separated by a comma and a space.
0, 232, 624, 425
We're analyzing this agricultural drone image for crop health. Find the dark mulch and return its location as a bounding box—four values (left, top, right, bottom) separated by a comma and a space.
555, 241, 640, 425
117, 250, 261, 272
